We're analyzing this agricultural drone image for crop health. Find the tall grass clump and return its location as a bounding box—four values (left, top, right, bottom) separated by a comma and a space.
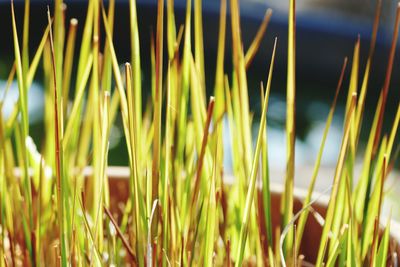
0, 0, 399, 265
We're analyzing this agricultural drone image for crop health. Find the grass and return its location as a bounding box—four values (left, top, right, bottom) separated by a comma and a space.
0, 0, 399, 266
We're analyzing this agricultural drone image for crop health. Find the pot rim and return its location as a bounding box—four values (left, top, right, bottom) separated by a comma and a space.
91, 166, 400, 242
12, 165, 400, 242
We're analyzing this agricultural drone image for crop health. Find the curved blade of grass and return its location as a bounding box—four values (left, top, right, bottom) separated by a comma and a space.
235, 38, 276, 267
244, 9, 272, 70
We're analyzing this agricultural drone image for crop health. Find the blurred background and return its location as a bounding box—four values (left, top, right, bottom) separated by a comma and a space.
0, 0, 399, 215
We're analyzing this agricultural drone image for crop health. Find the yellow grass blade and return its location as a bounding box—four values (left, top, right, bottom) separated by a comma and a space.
281, 0, 296, 259
235, 38, 277, 267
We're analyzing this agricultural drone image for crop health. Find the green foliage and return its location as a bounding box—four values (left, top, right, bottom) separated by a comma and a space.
0, 0, 398, 266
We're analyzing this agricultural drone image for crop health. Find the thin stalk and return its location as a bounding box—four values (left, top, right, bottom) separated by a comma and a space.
194, 0, 205, 89
125, 63, 144, 267
22, 0, 30, 87
244, 9, 273, 69
62, 18, 78, 116
315, 93, 357, 267
213, 0, 227, 120
204, 134, 219, 267
47, 7, 67, 267
372, 3, 400, 155
151, 0, 164, 244
10, 1, 33, 260
129, 0, 142, 169
235, 38, 277, 267
190, 97, 215, 211
162, 63, 172, 267
295, 57, 348, 255
104, 206, 137, 264
282, 0, 296, 258
166, 0, 177, 59
370, 155, 387, 266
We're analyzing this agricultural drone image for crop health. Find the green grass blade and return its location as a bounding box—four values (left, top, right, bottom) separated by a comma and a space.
295, 57, 348, 256
62, 18, 78, 115
235, 38, 277, 267
22, 0, 30, 88
150, 0, 164, 246
375, 216, 391, 267
194, 0, 205, 90
10, 2, 33, 260
281, 0, 296, 259
204, 135, 219, 267
47, 7, 67, 267
353, 0, 381, 151
129, 0, 142, 167
315, 93, 357, 266
244, 9, 272, 69
213, 0, 226, 120
230, 0, 253, 176
125, 63, 145, 267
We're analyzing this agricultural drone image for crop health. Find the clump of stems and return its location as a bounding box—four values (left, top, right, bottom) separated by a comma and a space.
0, 0, 399, 266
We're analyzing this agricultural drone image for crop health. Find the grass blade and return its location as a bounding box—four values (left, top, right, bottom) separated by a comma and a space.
47, 7, 67, 267
295, 58, 348, 258
235, 38, 277, 267
281, 0, 296, 259
316, 93, 357, 266
244, 9, 272, 69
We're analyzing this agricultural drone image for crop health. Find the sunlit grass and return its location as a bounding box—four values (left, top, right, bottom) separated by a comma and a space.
0, 0, 399, 266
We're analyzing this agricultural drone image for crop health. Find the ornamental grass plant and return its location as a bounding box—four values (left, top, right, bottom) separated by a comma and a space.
0, 0, 399, 266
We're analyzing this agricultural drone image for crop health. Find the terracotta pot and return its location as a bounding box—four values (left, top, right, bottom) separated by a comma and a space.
97, 166, 400, 265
